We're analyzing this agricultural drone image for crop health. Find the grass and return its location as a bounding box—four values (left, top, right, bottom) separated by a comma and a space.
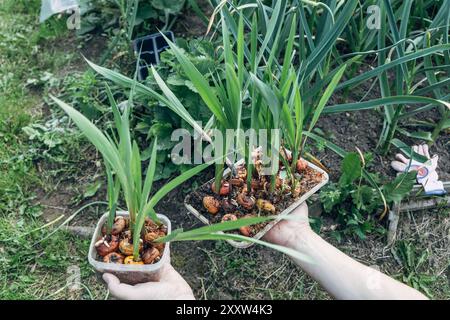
0, 7, 43, 217
0, 218, 104, 300
0, 0, 107, 299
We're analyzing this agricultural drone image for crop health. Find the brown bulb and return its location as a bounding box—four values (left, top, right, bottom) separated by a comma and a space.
142, 247, 160, 264
236, 193, 256, 210
296, 158, 308, 172
103, 252, 124, 264
211, 181, 231, 196
203, 196, 220, 215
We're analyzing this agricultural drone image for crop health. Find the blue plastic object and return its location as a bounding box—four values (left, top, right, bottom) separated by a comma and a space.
133, 31, 175, 80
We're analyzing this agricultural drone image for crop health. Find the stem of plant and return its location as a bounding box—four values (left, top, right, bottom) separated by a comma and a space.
381, 120, 397, 155
214, 163, 224, 195
291, 147, 300, 189
429, 109, 449, 145
381, 106, 404, 155
246, 162, 253, 192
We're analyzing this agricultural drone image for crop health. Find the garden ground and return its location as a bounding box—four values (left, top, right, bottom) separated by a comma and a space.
0, 1, 448, 299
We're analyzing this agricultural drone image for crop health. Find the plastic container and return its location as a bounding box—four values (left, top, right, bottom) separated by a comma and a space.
133, 31, 175, 81
88, 211, 171, 284
184, 160, 329, 248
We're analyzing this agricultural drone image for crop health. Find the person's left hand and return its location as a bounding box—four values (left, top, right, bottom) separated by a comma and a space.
103, 264, 195, 300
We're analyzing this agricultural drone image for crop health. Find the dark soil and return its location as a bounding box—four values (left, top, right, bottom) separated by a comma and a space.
315, 109, 450, 182
34, 145, 103, 223
314, 60, 449, 181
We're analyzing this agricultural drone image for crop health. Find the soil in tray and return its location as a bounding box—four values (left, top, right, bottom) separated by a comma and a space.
94, 217, 167, 265
186, 161, 324, 237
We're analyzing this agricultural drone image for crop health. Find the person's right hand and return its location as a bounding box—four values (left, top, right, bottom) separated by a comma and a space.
263, 202, 311, 248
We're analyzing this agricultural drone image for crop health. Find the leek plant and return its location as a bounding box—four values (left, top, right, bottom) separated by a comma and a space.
339, 0, 379, 81
211, 0, 360, 119
227, 0, 449, 154
375, 0, 450, 152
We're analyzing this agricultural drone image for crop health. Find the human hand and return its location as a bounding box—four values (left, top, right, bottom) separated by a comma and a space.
263, 202, 312, 248
103, 264, 195, 300
391, 144, 445, 195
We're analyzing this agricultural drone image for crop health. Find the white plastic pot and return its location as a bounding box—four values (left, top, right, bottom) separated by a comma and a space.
184, 159, 328, 248
88, 211, 171, 285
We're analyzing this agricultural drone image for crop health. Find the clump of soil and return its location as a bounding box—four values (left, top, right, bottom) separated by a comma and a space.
186, 157, 324, 237
94, 216, 167, 265
173, 0, 212, 37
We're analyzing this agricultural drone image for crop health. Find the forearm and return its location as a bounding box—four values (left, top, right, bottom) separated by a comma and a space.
286, 230, 428, 300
